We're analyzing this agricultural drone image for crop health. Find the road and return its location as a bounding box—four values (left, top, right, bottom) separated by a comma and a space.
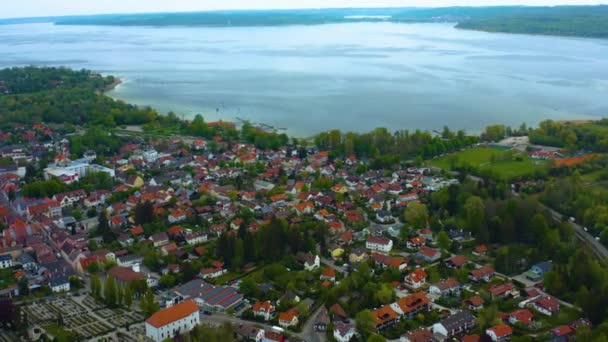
541, 204, 608, 261
463, 173, 608, 262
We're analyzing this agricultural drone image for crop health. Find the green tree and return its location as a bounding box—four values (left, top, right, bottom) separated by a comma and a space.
90, 274, 102, 299
355, 309, 375, 337
367, 334, 387, 342
403, 202, 429, 229
124, 284, 133, 309
104, 275, 117, 307
436, 230, 451, 252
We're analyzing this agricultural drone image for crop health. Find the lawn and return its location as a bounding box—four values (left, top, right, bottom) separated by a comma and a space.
430, 147, 548, 180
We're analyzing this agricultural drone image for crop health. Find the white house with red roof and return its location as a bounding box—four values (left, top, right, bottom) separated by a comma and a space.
404, 269, 428, 289
532, 296, 560, 316
145, 300, 199, 342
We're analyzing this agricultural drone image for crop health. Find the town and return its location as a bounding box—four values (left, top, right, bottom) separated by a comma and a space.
1, 68, 608, 342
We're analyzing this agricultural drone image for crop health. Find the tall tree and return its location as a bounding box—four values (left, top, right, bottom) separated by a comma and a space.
104, 275, 117, 307
403, 202, 429, 230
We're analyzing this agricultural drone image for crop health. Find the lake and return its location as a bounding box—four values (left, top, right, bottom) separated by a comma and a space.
1, 22, 607, 137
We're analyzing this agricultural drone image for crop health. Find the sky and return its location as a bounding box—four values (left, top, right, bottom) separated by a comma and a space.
2, 0, 607, 19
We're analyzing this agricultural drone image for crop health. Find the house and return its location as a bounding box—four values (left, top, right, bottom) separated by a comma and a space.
445, 255, 468, 268
526, 261, 552, 281
145, 300, 200, 342
296, 252, 320, 271
465, 296, 485, 311
400, 328, 434, 342
150, 232, 169, 248
109, 264, 157, 288
486, 325, 513, 342
532, 296, 560, 316
168, 210, 187, 224
366, 236, 393, 253
330, 303, 349, 323
509, 309, 534, 326
320, 267, 336, 282
549, 325, 574, 342
468, 266, 494, 283
472, 245, 488, 256
333, 322, 357, 342
278, 308, 299, 328
161, 243, 178, 256
314, 307, 330, 332
416, 246, 441, 263
429, 278, 461, 297
432, 311, 476, 339
185, 231, 207, 245
407, 236, 426, 250
392, 292, 431, 318
489, 283, 517, 300
235, 324, 264, 342
252, 301, 275, 321
53, 189, 87, 208
262, 330, 284, 342
376, 210, 394, 223
0, 255, 13, 269
404, 269, 428, 289
199, 266, 226, 279
349, 248, 368, 264
373, 305, 400, 330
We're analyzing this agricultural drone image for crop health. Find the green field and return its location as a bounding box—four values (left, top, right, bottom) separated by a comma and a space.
430, 147, 548, 180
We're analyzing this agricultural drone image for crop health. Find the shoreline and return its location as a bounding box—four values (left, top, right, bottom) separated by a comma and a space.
102, 78, 122, 93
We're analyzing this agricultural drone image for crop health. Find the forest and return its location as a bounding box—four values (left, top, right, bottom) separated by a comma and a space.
529, 119, 608, 152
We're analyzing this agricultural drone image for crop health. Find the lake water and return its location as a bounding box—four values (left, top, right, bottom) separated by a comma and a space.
1, 22, 608, 137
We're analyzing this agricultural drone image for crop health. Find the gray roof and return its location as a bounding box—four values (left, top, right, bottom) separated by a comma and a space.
439, 311, 475, 331
174, 279, 243, 309
0, 254, 12, 262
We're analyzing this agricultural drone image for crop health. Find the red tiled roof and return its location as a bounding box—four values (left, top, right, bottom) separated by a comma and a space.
487, 324, 512, 338
145, 300, 198, 328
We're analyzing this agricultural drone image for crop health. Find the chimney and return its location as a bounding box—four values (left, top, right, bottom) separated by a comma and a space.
132, 263, 140, 273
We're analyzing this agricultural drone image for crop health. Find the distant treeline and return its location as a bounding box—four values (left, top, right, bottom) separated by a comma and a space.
45, 6, 608, 39
456, 6, 608, 38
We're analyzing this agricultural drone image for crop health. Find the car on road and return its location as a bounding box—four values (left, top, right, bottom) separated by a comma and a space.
596, 236, 601, 241
584, 227, 588, 232
569, 217, 576, 222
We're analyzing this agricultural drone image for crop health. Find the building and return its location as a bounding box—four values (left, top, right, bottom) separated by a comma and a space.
468, 266, 494, 283
44, 158, 115, 184
0, 254, 12, 269
486, 325, 513, 342
279, 308, 299, 328
252, 301, 275, 321
366, 236, 393, 253
400, 328, 435, 342
416, 246, 441, 263
145, 300, 200, 342
333, 322, 357, 342
169, 279, 243, 312
404, 269, 428, 289
432, 311, 476, 339
526, 261, 552, 281
532, 296, 560, 316
314, 307, 330, 332
429, 278, 461, 297
509, 309, 534, 326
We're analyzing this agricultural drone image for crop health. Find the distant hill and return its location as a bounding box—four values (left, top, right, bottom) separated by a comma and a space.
2, 6, 608, 39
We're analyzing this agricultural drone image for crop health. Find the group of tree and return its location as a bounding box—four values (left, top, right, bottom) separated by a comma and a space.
529, 119, 608, 152
217, 218, 327, 270
313, 127, 479, 167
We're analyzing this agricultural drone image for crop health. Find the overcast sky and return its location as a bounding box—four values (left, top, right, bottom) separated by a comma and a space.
2, 0, 606, 19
